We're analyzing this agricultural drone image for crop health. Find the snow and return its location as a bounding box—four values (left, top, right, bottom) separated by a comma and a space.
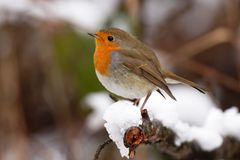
204, 107, 240, 140
101, 85, 240, 158
103, 101, 142, 157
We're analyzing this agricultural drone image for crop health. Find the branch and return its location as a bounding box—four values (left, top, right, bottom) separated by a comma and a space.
93, 139, 113, 160
182, 60, 240, 92
168, 27, 240, 92
171, 28, 234, 64
123, 109, 240, 160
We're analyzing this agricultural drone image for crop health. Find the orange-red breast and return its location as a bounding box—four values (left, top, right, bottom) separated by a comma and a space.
89, 28, 205, 108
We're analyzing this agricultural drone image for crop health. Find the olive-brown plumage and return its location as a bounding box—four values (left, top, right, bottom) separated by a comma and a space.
89, 28, 206, 108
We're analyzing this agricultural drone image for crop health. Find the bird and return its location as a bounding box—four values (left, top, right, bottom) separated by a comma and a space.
88, 28, 206, 109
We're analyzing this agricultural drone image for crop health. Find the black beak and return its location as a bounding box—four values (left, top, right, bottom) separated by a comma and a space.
88, 33, 97, 38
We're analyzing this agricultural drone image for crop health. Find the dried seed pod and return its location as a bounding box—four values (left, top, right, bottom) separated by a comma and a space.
124, 126, 144, 158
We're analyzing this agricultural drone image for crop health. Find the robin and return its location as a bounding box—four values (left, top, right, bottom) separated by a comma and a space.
88, 28, 206, 109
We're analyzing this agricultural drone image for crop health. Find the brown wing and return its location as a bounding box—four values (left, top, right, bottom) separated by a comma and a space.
116, 50, 176, 100
163, 70, 206, 93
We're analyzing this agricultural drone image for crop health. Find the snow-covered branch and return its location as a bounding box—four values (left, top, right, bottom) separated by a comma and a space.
100, 86, 240, 159
123, 108, 240, 159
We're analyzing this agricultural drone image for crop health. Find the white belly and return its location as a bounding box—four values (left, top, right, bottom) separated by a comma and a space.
96, 71, 156, 99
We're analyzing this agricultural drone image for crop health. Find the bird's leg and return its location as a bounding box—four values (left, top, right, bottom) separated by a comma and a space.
132, 98, 140, 106
140, 91, 152, 111
129, 98, 140, 106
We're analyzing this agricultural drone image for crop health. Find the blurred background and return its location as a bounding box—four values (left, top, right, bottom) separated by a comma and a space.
0, 0, 239, 159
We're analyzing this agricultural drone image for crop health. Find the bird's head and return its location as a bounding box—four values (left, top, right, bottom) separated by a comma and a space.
88, 28, 138, 50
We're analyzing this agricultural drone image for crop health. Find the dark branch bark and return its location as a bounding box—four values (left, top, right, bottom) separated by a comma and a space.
93, 139, 113, 160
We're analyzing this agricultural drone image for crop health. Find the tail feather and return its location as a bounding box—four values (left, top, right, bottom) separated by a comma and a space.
163, 70, 207, 94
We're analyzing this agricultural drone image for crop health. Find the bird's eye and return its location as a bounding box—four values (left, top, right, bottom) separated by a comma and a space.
107, 36, 114, 42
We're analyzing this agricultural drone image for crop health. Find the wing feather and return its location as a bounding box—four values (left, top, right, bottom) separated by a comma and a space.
116, 50, 176, 100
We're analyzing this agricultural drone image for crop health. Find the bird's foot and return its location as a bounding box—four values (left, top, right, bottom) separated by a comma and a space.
132, 98, 140, 106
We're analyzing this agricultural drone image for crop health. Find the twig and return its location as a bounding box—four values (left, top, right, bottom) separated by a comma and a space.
93, 139, 113, 160
182, 60, 240, 92
168, 27, 240, 92
171, 28, 234, 64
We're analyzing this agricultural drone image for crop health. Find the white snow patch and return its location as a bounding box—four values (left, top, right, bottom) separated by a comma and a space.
103, 101, 142, 157
204, 107, 240, 140
102, 86, 240, 158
